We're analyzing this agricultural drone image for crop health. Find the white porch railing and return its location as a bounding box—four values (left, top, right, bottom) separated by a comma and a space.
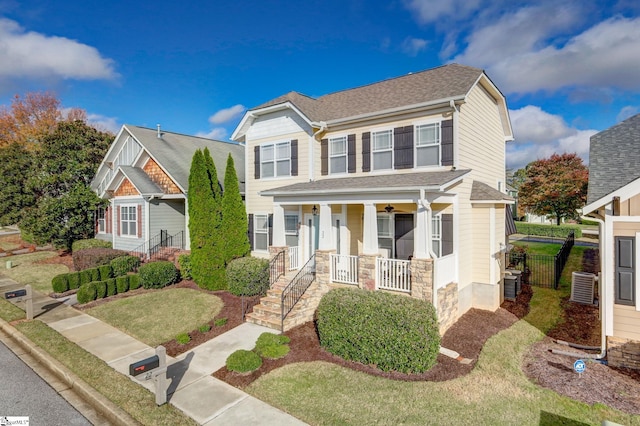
289, 246, 300, 271
376, 258, 411, 293
330, 254, 359, 285
434, 253, 456, 289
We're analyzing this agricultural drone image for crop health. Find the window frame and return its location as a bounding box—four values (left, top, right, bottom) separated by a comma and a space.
377, 213, 394, 257
260, 141, 291, 179
97, 207, 106, 234
120, 204, 137, 238
329, 135, 348, 175
415, 120, 441, 168
431, 213, 442, 258
254, 214, 269, 252
371, 129, 393, 171
284, 214, 299, 247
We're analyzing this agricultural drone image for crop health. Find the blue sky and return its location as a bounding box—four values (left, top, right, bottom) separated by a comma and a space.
1, 0, 639, 170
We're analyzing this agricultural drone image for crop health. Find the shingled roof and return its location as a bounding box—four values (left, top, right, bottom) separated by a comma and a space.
254, 64, 484, 122
587, 114, 640, 205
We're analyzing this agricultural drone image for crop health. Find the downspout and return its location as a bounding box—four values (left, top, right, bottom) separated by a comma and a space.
550, 213, 607, 360
419, 189, 439, 310
310, 122, 327, 182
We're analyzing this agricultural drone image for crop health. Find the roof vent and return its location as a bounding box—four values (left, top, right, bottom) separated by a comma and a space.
571, 272, 596, 304
157, 124, 161, 138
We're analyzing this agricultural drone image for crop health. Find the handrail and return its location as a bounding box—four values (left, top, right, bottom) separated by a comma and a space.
269, 250, 286, 286
280, 254, 316, 331
130, 230, 184, 261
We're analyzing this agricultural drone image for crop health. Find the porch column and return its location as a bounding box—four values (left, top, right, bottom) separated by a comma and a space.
318, 203, 333, 251
414, 201, 431, 259
362, 202, 378, 255
272, 203, 286, 247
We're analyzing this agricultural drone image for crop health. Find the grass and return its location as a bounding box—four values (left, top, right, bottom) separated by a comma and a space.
511, 240, 562, 256
85, 288, 223, 346
245, 245, 640, 426
14, 320, 196, 426
0, 298, 26, 322
1, 251, 68, 294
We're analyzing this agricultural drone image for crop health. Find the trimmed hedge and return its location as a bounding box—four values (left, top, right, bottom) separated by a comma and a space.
316, 288, 440, 374
106, 278, 117, 297
116, 276, 129, 294
95, 281, 107, 299
226, 257, 269, 296
178, 254, 192, 280
77, 282, 97, 304
79, 269, 92, 286
68, 272, 81, 290
514, 222, 582, 238
226, 349, 262, 373
73, 248, 127, 271
139, 261, 179, 289
110, 255, 140, 277
52, 274, 69, 293
98, 265, 112, 281
90, 268, 100, 282
72, 238, 112, 252
129, 274, 141, 290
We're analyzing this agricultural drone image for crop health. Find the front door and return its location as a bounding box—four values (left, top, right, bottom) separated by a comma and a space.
394, 214, 414, 260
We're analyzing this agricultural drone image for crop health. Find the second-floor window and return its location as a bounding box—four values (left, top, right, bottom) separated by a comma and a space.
261, 141, 290, 178
330, 136, 347, 174
416, 123, 440, 167
372, 130, 393, 171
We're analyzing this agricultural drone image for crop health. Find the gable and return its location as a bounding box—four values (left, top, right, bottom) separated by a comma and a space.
143, 158, 181, 194
114, 178, 140, 196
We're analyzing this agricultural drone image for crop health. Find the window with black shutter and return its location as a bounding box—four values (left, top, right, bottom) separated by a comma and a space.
615, 236, 636, 305
321, 139, 328, 176
362, 132, 371, 172
441, 119, 454, 166
394, 126, 413, 169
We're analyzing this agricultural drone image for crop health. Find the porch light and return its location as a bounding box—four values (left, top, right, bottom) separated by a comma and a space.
312, 205, 318, 216
384, 204, 394, 213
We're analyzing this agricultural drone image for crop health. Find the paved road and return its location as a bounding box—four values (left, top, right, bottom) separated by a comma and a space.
0, 339, 90, 426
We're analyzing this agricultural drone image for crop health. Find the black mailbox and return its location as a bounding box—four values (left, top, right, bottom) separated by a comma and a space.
4, 289, 27, 299
129, 355, 160, 376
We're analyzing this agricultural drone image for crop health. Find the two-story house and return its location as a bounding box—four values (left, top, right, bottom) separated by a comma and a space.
232, 64, 514, 331
91, 125, 244, 257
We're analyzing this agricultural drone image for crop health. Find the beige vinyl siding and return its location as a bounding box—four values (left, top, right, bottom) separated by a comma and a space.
470, 203, 491, 284
618, 194, 640, 216
457, 83, 506, 186
456, 179, 475, 289
613, 304, 640, 340
613, 221, 640, 237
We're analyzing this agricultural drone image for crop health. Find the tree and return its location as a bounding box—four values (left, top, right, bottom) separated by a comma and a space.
222, 154, 250, 263
518, 153, 588, 225
506, 167, 527, 191
0, 143, 36, 226
19, 121, 112, 249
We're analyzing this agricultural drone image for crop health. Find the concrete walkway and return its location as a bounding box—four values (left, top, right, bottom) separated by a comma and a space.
0, 276, 306, 425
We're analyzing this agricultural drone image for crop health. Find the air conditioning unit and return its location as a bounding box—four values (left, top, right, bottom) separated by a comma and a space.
571, 272, 595, 304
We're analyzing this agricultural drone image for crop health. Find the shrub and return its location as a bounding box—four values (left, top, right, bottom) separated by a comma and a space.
116, 276, 129, 294
214, 318, 227, 327
72, 238, 112, 252
51, 274, 69, 293
178, 254, 192, 280
73, 248, 127, 271
68, 272, 81, 290
226, 350, 262, 373
139, 261, 179, 289
98, 265, 112, 281
316, 288, 440, 374
176, 333, 190, 345
79, 269, 92, 286
198, 324, 211, 333
88, 268, 100, 282
226, 257, 269, 296
106, 278, 117, 297
77, 282, 97, 304
256, 344, 290, 359
95, 281, 107, 299
514, 222, 582, 238
110, 255, 140, 277
255, 332, 290, 349
128, 274, 141, 290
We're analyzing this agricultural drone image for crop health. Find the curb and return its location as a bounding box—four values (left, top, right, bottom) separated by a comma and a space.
0, 317, 140, 426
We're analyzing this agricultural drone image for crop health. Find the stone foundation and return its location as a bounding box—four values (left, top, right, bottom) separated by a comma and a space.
437, 282, 458, 334
607, 336, 640, 369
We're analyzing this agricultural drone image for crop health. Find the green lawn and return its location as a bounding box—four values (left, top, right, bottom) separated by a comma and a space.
1, 251, 68, 294
511, 240, 562, 256
85, 288, 223, 346
245, 245, 638, 426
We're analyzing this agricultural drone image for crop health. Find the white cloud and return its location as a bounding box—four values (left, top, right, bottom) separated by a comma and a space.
404, 0, 482, 24
617, 106, 639, 122
197, 127, 227, 140
208, 104, 245, 125
0, 18, 117, 83
87, 113, 120, 134
507, 105, 597, 169
401, 37, 428, 56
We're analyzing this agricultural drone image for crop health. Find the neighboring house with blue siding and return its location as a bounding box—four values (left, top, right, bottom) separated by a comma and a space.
583, 113, 640, 370
90, 125, 244, 254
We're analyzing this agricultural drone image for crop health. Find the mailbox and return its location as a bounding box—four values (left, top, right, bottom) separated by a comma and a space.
4, 289, 27, 299
129, 355, 160, 376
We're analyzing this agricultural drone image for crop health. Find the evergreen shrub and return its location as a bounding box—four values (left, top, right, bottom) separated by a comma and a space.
139, 261, 179, 289
226, 350, 262, 373
89, 268, 100, 282
106, 278, 117, 297
68, 272, 81, 290
128, 274, 141, 290
98, 265, 112, 281
226, 257, 269, 296
116, 276, 129, 294
76, 282, 97, 304
95, 281, 107, 299
79, 269, 92, 286
110, 255, 140, 277
51, 274, 69, 293
514, 222, 582, 238
316, 288, 440, 374
178, 254, 192, 280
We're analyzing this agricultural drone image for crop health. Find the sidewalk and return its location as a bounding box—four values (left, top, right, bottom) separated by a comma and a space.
0, 276, 307, 425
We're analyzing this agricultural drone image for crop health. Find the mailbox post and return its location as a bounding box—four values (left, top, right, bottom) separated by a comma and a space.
129, 346, 168, 405
4, 284, 33, 320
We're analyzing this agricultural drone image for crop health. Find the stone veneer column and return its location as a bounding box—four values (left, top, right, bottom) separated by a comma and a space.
410, 257, 433, 302
358, 254, 378, 291
315, 249, 335, 287
437, 282, 459, 334
269, 246, 290, 273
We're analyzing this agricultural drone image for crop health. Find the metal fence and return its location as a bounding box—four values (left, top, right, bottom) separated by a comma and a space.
507, 231, 575, 289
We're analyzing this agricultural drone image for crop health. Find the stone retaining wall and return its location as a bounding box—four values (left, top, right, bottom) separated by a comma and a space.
607, 336, 640, 369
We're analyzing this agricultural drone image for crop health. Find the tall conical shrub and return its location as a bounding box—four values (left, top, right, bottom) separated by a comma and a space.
222, 154, 250, 264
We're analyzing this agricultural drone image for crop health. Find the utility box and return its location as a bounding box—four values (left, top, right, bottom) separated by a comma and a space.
504, 275, 517, 300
